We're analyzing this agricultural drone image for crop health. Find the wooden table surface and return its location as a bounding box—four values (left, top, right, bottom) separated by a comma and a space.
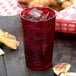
0, 15, 76, 76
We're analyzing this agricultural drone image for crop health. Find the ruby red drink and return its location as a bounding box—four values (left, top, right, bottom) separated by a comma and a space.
20, 7, 56, 70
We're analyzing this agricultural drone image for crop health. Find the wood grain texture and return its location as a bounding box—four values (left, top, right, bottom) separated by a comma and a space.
28, 68, 54, 76
53, 33, 76, 72
0, 16, 28, 76
0, 56, 6, 76
0, 16, 76, 76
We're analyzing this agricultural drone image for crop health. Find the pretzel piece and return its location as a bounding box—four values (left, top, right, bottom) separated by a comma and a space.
0, 29, 19, 49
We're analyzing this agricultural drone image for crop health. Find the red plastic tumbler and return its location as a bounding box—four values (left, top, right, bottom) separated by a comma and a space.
20, 7, 56, 70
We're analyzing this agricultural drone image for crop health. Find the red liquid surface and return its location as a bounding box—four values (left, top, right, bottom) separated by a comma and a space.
21, 7, 56, 70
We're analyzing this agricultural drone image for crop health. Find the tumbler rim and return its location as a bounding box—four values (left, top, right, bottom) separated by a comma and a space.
20, 7, 56, 22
